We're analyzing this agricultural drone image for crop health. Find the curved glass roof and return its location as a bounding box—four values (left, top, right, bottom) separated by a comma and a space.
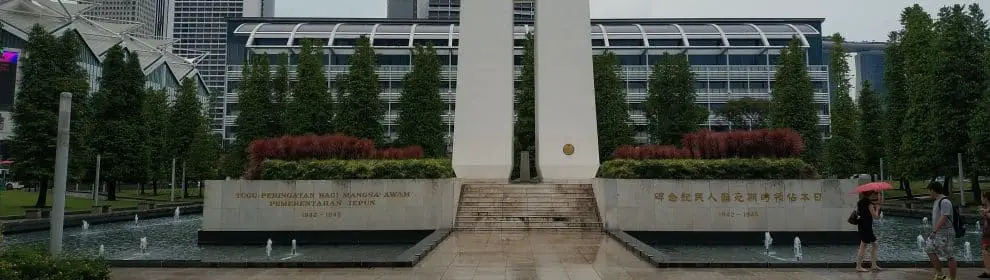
236, 22, 819, 48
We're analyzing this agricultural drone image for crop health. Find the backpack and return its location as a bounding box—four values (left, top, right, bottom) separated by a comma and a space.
938, 197, 967, 238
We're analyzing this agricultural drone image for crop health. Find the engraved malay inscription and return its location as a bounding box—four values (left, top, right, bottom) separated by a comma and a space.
233, 191, 412, 218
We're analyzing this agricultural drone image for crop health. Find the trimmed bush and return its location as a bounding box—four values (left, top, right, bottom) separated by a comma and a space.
261, 159, 454, 180
0, 246, 110, 280
598, 158, 818, 179
613, 129, 804, 160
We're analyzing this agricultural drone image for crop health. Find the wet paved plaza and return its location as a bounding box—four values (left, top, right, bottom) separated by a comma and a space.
112, 231, 985, 280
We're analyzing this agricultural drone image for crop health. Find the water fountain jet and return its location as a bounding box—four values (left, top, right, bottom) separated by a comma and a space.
134, 214, 139, 225
923, 217, 929, 228
266, 238, 273, 258
139, 237, 148, 254
917, 235, 926, 252
291, 239, 297, 256
98, 244, 105, 257
82, 220, 89, 230
793, 237, 802, 261
965, 241, 972, 261
763, 232, 773, 257
174, 207, 181, 220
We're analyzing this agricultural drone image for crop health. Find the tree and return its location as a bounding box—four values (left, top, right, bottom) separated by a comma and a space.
8, 25, 89, 207
857, 81, 884, 180
593, 51, 634, 160
141, 88, 169, 195
646, 53, 706, 145
167, 78, 204, 192
270, 53, 290, 137
232, 53, 272, 175
286, 39, 333, 135
395, 44, 445, 157
770, 38, 821, 165
90, 47, 145, 201
823, 33, 862, 178
970, 86, 990, 201
896, 5, 946, 183
336, 35, 384, 142
881, 31, 912, 194
935, 4, 988, 196
718, 97, 770, 130
512, 32, 537, 179
186, 120, 220, 197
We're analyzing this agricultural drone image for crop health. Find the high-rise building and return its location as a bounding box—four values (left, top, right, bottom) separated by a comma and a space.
823, 40, 886, 101
387, 0, 534, 20
223, 18, 832, 142
172, 0, 273, 133
83, 0, 172, 39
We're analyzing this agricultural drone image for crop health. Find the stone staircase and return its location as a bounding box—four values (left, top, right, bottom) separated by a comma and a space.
454, 184, 602, 231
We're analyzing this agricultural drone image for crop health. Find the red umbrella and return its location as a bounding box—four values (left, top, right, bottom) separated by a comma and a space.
851, 182, 893, 194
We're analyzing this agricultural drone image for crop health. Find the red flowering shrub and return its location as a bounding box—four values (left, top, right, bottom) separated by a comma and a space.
243, 134, 425, 179
682, 129, 804, 159
613, 129, 804, 160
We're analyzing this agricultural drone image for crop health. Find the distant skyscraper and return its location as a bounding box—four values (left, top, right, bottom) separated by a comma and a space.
172, 0, 273, 133
387, 0, 534, 20
83, 0, 172, 38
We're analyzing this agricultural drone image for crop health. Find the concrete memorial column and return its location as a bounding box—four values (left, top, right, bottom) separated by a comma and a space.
451, 0, 515, 180
534, 0, 600, 180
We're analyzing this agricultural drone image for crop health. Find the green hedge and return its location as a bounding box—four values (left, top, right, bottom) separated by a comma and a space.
261, 159, 454, 180
0, 246, 110, 280
598, 158, 819, 179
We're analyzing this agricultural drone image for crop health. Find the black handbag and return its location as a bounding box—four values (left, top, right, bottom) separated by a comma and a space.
847, 210, 859, 225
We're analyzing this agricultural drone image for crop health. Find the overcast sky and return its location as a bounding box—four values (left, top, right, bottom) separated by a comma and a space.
276, 0, 982, 42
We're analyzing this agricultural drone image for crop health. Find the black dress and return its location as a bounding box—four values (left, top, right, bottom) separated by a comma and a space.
857, 197, 877, 243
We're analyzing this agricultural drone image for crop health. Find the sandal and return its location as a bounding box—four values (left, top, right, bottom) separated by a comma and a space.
856, 267, 869, 273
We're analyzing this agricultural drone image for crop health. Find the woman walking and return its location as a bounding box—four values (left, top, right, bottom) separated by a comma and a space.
855, 190, 882, 272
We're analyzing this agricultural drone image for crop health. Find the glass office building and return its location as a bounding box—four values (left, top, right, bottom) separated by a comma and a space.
823, 40, 887, 100
223, 18, 832, 143
387, 0, 535, 20
172, 0, 272, 133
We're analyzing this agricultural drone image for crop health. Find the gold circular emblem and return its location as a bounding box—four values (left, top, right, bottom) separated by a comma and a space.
562, 144, 575, 156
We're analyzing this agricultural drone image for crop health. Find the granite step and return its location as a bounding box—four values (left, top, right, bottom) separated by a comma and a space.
455, 220, 602, 228
456, 206, 598, 212
456, 216, 602, 223
456, 210, 595, 216
461, 187, 593, 194
459, 193, 596, 198
453, 226, 601, 231
458, 197, 596, 203
458, 201, 597, 207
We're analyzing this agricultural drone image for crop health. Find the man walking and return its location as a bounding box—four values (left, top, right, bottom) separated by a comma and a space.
926, 182, 957, 280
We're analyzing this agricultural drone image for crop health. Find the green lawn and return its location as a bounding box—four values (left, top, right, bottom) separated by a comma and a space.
116, 188, 202, 202
0, 190, 139, 217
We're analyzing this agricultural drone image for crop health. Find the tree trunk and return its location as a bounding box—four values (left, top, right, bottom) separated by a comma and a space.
152, 179, 158, 196
139, 182, 145, 196
34, 180, 49, 208
973, 172, 982, 205
107, 180, 117, 201
199, 180, 204, 197
903, 179, 913, 199
944, 176, 952, 197
183, 179, 189, 198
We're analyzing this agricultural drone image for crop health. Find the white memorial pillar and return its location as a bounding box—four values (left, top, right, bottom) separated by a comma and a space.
451, 0, 514, 180
535, 0, 600, 180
